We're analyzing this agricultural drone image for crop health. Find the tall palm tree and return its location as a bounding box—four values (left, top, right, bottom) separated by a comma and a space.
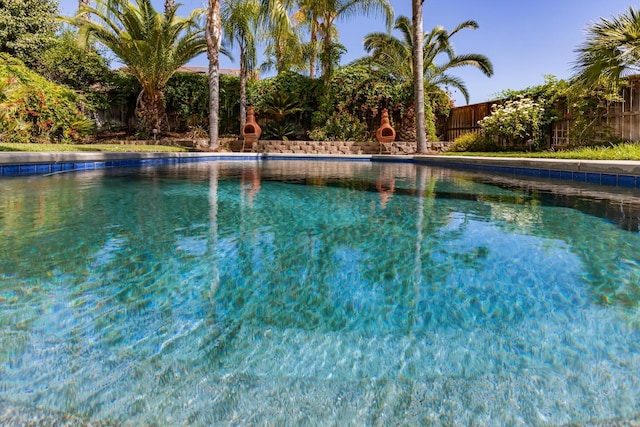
361, 15, 493, 104
573, 7, 640, 92
259, 0, 305, 74
222, 0, 260, 134
78, 0, 90, 20
315, 0, 394, 80
261, 0, 393, 79
206, 0, 222, 149
165, 0, 175, 15
412, 0, 426, 152
69, 0, 206, 133
293, 0, 321, 78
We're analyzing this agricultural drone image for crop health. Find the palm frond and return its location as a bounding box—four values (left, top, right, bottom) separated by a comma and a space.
573, 7, 640, 90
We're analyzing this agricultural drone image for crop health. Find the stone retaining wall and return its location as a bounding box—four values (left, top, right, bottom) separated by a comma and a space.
228, 139, 418, 154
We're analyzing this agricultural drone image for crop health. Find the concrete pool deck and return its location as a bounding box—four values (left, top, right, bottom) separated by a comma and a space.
2, 151, 640, 187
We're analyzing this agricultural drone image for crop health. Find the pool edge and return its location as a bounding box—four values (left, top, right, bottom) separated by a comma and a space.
2, 151, 640, 188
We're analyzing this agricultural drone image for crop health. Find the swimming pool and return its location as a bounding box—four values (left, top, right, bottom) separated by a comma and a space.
1, 160, 639, 425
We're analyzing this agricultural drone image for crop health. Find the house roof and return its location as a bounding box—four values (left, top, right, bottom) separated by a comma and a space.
176, 66, 241, 76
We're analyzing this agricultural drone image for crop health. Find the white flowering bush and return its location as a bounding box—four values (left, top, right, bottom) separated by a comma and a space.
478, 97, 545, 148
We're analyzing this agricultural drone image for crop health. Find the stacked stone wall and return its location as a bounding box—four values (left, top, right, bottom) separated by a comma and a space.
228, 140, 418, 155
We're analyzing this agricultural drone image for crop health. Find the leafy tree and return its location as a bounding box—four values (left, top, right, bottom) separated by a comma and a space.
359, 14, 492, 148
67, 0, 207, 134
31, 29, 115, 117
222, 0, 260, 133
163, 73, 241, 135
573, 7, 640, 94
0, 0, 60, 66
33, 29, 111, 91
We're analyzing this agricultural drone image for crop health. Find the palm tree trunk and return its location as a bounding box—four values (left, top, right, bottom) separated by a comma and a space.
206, 0, 222, 149
321, 29, 332, 80
239, 48, 247, 134
309, 17, 318, 79
78, 0, 90, 20
413, 0, 427, 153
164, 0, 175, 15
136, 89, 165, 134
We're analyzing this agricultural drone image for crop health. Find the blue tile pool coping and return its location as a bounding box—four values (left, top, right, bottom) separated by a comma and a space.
3, 152, 640, 188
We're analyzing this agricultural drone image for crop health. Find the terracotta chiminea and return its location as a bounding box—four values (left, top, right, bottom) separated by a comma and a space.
376, 108, 396, 143
241, 107, 262, 145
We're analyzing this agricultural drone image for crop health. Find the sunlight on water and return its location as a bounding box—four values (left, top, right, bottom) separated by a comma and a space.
1, 160, 640, 425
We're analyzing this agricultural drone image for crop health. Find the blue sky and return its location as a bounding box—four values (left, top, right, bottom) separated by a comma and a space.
58, 0, 633, 105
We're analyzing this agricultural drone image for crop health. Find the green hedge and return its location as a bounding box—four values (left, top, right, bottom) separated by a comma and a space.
0, 54, 93, 143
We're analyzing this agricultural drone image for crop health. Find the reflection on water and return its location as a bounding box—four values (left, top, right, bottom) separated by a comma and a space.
0, 160, 640, 426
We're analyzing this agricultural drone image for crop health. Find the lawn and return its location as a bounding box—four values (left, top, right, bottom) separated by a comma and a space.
0, 143, 190, 153
3, 141, 640, 161
444, 143, 640, 160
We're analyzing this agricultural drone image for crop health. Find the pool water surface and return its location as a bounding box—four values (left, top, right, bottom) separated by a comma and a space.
1, 160, 640, 426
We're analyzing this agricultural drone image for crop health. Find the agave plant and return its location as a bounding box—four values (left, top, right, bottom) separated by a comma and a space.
259, 92, 304, 120
263, 119, 303, 140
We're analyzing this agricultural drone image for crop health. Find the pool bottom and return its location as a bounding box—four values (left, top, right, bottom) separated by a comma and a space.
3, 305, 639, 427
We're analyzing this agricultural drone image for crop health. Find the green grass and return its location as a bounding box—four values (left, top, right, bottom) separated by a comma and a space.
444, 142, 640, 161
4, 141, 640, 161
0, 143, 190, 153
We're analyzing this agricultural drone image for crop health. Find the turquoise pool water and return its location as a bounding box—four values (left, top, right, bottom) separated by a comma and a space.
1, 160, 640, 425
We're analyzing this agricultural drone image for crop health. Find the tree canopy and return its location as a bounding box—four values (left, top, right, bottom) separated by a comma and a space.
0, 0, 60, 66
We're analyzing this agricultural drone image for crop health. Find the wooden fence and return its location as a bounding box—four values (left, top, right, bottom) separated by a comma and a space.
443, 101, 497, 142
550, 82, 640, 148
446, 80, 640, 149
602, 83, 640, 142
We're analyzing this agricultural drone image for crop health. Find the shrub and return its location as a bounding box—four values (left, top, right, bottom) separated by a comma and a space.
163, 72, 240, 134
307, 108, 368, 141
249, 71, 319, 128
324, 65, 411, 133
0, 54, 93, 143
479, 97, 546, 149
450, 132, 498, 152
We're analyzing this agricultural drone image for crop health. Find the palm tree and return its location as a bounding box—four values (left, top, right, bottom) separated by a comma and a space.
412, 0, 426, 152
69, 0, 206, 133
573, 7, 640, 92
259, 0, 305, 74
78, 0, 90, 20
261, 0, 393, 79
293, 0, 321, 78
361, 16, 493, 104
206, 0, 222, 149
314, 0, 394, 80
164, 0, 175, 15
222, 0, 260, 134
